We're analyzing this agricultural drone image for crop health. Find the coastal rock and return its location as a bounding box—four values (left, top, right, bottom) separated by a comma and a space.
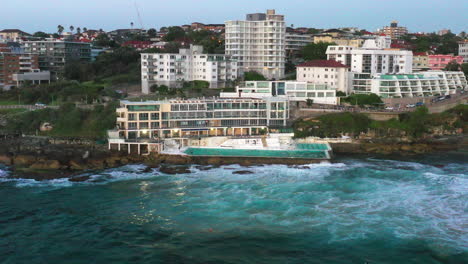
13, 155, 37, 166
105, 156, 121, 167
69, 160, 87, 170
0, 154, 13, 166
162, 155, 192, 165
159, 166, 191, 175
233, 170, 254, 175
87, 159, 106, 170
29, 160, 61, 170
400, 145, 413, 152
69, 175, 91, 182
205, 157, 224, 166
140, 166, 153, 173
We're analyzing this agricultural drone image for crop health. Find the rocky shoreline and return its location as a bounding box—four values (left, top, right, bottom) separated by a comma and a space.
0, 136, 466, 181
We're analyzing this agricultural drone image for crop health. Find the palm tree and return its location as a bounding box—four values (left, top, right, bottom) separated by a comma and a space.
57, 25, 64, 35
76, 27, 81, 34
130, 22, 134, 29
83, 27, 88, 32
69, 25, 74, 33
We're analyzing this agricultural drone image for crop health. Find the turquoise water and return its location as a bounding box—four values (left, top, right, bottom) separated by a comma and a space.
184, 147, 329, 159
0, 155, 467, 263
296, 143, 330, 150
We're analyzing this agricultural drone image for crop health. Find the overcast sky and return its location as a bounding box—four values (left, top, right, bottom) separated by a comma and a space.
2, 0, 467, 33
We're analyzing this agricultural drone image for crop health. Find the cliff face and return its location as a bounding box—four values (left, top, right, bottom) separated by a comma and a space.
331, 136, 465, 155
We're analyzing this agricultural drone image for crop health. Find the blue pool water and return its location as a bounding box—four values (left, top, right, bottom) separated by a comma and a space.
0, 155, 467, 263
184, 147, 329, 159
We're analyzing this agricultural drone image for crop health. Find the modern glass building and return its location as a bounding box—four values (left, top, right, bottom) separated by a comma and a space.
108, 97, 290, 154
350, 71, 467, 98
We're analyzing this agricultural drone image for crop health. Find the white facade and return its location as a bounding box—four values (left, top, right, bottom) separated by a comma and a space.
113, 97, 289, 140
285, 32, 313, 54
350, 71, 467, 98
459, 40, 468, 63
225, 9, 286, 79
296, 62, 349, 94
326, 39, 413, 76
221, 81, 338, 105
141, 45, 238, 94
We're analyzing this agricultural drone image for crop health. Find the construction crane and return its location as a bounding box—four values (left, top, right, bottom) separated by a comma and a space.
133, 0, 145, 29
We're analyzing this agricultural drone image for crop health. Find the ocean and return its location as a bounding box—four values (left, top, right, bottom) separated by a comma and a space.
0, 154, 467, 263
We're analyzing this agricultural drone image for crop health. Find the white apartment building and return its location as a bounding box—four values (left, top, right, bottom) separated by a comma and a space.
141, 45, 238, 94
350, 71, 467, 98
220, 81, 338, 105
108, 97, 290, 154
326, 39, 413, 76
296, 60, 349, 94
225, 9, 286, 80
459, 40, 468, 63
285, 32, 313, 56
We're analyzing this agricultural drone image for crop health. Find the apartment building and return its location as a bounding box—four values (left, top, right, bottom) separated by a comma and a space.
141, 45, 238, 93
190, 23, 225, 33
0, 44, 50, 90
225, 9, 286, 79
296, 60, 349, 94
285, 31, 313, 56
221, 81, 338, 105
350, 71, 467, 98
428, 54, 464, 70
108, 97, 289, 153
412, 52, 430, 71
326, 40, 413, 75
377, 21, 408, 39
0, 29, 30, 41
459, 40, 468, 63
22, 39, 91, 76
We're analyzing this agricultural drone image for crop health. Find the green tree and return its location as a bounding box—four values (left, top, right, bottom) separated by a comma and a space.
94, 33, 116, 47
244, 71, 267, 81
57, 25, 64, 35
163, 26, 186, 41
401, 106, 430, 137
444, 61, 461, 71
342, 93, 383, 106
461, 63, 468, 76
307, 28, 322, 34
147, 28, 157, 38
301, 42, 335, 61
164, 42, 182, 53
33, 31, 50, 38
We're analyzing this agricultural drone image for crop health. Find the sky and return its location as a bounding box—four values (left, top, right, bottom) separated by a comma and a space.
1, 0, 467, 34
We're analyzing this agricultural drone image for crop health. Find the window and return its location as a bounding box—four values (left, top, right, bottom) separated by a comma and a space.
139, 113, 149, 120
151, 113, 159, 120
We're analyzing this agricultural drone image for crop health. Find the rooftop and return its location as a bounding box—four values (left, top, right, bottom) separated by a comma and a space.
297, 60, 348, 68
0, 29, 30, 35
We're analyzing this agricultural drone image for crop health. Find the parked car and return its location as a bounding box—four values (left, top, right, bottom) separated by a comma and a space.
406, 104, 416, 108
385, 107, 394, 110
415, 102, 424, 107
445, 95, 451, 99
35, 103, 46, 107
